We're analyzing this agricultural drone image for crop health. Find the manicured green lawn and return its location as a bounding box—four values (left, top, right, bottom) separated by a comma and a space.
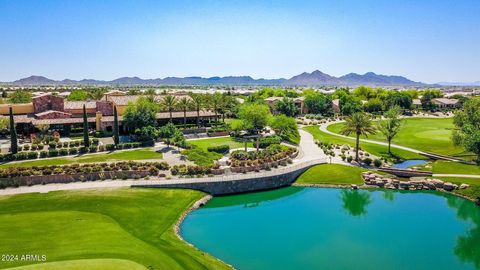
303, 126, 424, 161
0, 149, 163, 168
296, 164, 368, 185
181, 147, 222, 167
7, 259, 147, 270
188, 136, 252, 151
327, 118, 469, 157
431, 161, 480, 175
0, 188, 229, 270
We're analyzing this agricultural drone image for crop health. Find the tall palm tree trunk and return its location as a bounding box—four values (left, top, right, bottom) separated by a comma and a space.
196, 108, 200, 127
355, 132, 360, 161
169, 109, 173, 122
183, 109, 187, 128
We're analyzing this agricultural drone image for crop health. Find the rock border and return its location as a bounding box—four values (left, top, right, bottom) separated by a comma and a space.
173, 194, 235, 270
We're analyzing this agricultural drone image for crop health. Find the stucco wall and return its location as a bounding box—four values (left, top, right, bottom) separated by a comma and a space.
0, 103, 34, 114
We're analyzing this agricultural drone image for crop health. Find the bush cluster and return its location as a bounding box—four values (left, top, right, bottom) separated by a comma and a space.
258, 135, 282, 148
0, 161, 170, 179
229, 144, 296, 167
170, 164, 212, 176
1, 141, 148, 163
304, 114, 324, 120
207, 144, 230, 154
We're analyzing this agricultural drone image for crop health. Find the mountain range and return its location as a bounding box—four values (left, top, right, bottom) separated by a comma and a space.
1, 70, 429, 86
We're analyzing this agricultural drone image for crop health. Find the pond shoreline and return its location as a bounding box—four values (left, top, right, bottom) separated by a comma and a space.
174, 194, 236, 270
293, 182, 479, 205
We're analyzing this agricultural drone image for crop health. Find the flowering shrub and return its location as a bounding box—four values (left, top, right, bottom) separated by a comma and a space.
0, 161, 169, 179
170, 165, 211, 176
229, 144, 297, 168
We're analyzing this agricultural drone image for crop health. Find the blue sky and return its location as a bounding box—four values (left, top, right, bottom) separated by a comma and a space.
0, 0, 479, 83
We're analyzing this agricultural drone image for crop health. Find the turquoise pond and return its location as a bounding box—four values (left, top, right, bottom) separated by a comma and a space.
181, 187, 480, 270
393, 159, 428, 169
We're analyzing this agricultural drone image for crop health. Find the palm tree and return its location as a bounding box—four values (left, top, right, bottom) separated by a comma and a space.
211, 92, 222, 121
162, 95, 177, 122
378, 106, 402, 155
340, 112, 376, 162
189, 93, 203, 127
177, 97, 192, 128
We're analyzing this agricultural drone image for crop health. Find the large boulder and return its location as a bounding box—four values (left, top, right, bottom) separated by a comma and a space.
443, 182, 458, 191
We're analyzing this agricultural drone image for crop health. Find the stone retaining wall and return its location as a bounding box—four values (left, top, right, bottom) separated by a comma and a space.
0, 170, 149, 188
134, 161, 324, 195
378, 168, 432, 177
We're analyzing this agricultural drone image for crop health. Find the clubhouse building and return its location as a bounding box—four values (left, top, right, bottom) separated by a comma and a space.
0, 91, 216, 136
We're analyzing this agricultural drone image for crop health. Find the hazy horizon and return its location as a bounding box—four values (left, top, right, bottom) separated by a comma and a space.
1, 0, 479, 83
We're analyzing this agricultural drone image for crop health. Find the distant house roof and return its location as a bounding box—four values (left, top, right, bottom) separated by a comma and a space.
264, 96, 304, 102
64, 101, 96, 110
108, 95, 192, 106
100, 110, 216, 123
35, 110, 72, 118
432, 98, 459, 105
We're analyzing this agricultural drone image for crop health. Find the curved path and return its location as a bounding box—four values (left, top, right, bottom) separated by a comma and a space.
318, 120, 461, 162
0, 131, 327, 196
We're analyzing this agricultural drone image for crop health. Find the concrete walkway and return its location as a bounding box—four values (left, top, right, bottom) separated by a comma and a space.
0, 131, 328, 196
297, 129, 327, 162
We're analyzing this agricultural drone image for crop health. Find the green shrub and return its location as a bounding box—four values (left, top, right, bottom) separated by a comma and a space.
258, 135, 282, 148
48, 149, 58, 157
347, 156, 353, 163
207, 144, 230, 154
48, 142, 56, 150
363, 158, 372, 166
231, 150, 249, 160
59, 148, 69, 156
88, 145, 98, 153
13, 152, 28, 160
40, 151, 48, 158
79, 146, 88, 154
374, 159, 382, 167
105, 144, 115, 151
27, 152, 38, 159
91, 138, 99, 145
22, 145, 30, 151
69, 148, 78, 155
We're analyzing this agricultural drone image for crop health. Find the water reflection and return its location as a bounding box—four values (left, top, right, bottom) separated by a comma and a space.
340, 189, 372, 216
204, 186, 304, 209
446, 195, 480, 269
382, 190, 395, 202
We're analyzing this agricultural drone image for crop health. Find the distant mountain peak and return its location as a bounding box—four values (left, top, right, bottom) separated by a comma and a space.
3, 70, 426, 86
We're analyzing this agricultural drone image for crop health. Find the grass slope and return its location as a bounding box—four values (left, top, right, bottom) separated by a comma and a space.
181, 148, 222, 166
0, 188, 229, 270
303, 126, 424, 161
327, 118, 469, 157
296, 164, 367, 185
6, 259, 147, 270
431, 161, 480, 175
188, 137, 252, 151
0, 149, 163, 168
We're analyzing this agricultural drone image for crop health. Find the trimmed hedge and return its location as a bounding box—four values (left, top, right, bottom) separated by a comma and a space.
258, 135, 282, 148
207, 144, 230, 154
